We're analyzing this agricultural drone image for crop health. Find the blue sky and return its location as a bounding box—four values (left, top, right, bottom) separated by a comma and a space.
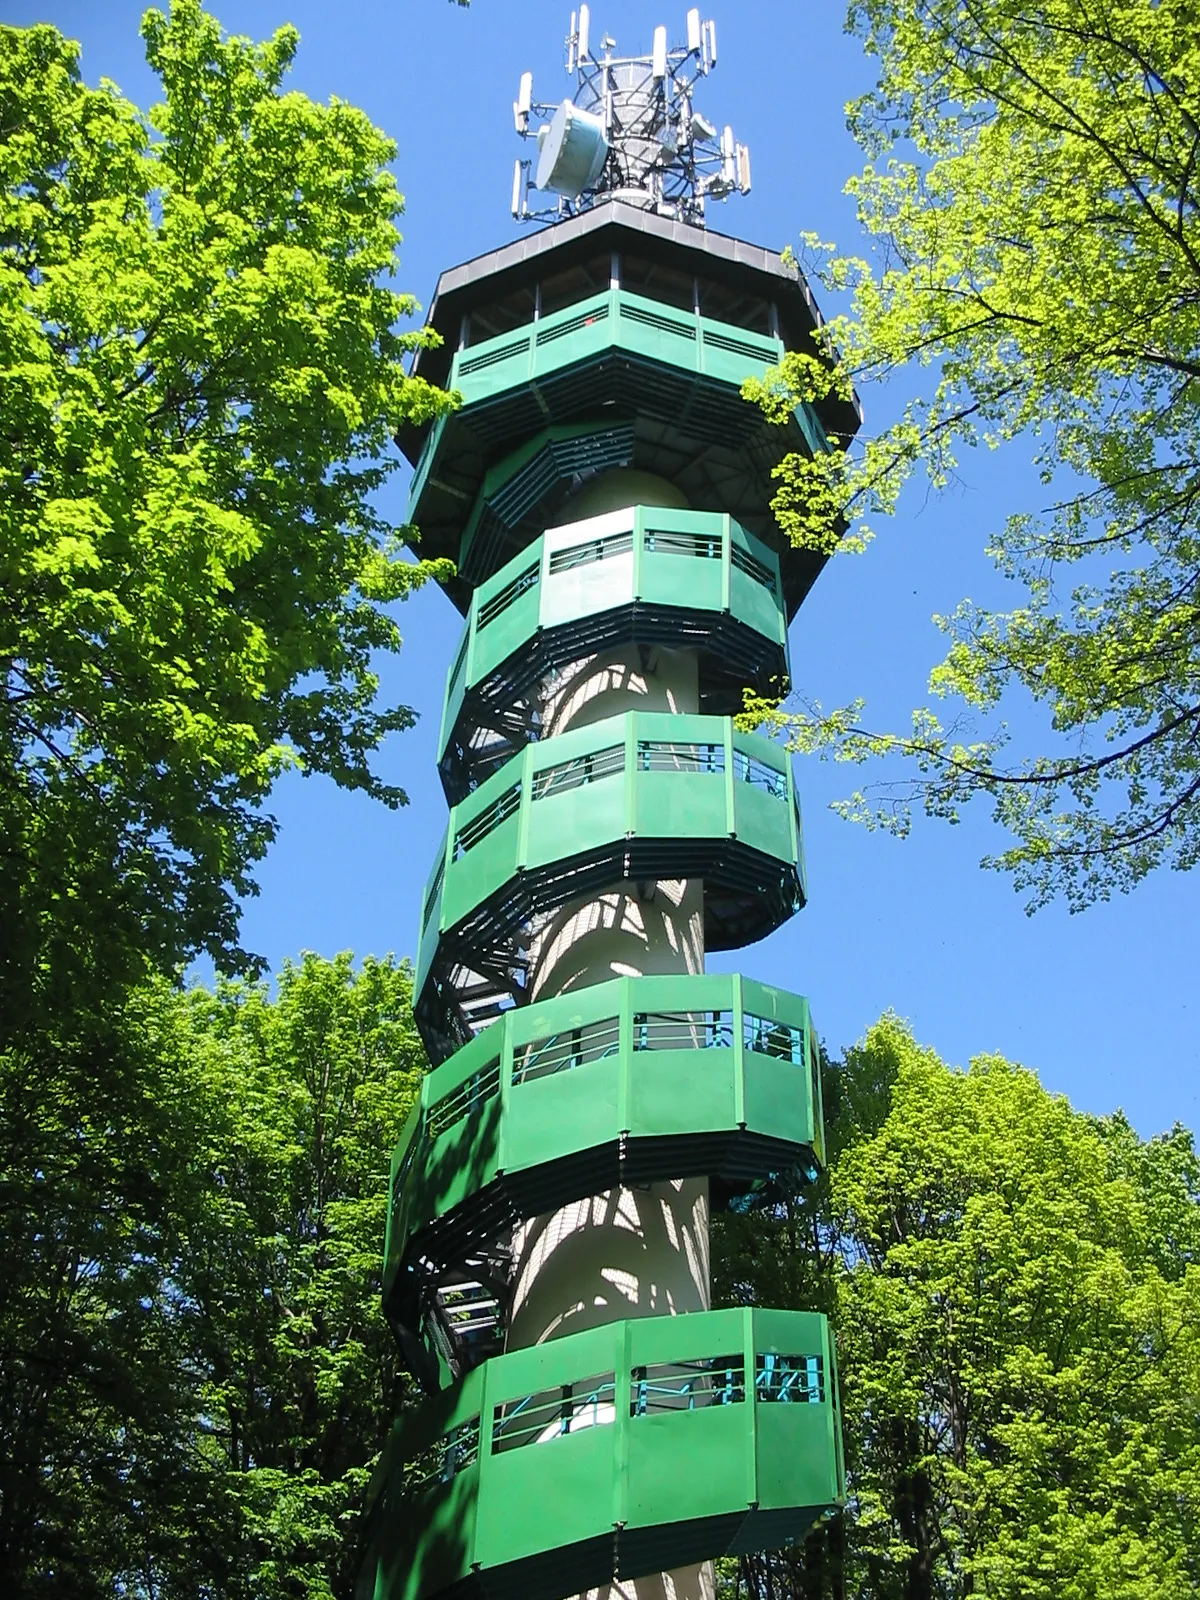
13, 0, 1197, 1138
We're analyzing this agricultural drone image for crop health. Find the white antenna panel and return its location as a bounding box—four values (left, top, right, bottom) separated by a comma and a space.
511, 159, 524, 217
705, 19, 717, 67
652, 25, 668, 79
721, 124, 735, 186
686, 8, 702, 52
534, 99, 609, 197
736, 142, 751, 194
514, 71, 532, 133
578, 3, 590, 60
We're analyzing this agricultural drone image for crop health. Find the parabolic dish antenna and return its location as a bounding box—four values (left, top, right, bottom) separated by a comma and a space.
534, 99, 609, 197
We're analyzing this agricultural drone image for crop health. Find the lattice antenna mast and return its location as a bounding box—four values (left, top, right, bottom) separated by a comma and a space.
511, 7, 750, 226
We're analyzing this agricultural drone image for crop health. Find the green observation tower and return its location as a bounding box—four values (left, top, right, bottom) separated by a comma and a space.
360, 11, 861, 1600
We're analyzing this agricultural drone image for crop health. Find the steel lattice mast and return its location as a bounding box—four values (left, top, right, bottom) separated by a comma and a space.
359, 13, 861, 1600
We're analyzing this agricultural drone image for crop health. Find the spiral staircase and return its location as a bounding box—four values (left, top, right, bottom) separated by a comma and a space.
357, 196, 859, 1600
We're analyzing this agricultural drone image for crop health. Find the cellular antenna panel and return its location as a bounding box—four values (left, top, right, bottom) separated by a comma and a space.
511, 8, 749, 225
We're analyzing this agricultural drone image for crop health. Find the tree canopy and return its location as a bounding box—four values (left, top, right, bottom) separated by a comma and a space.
0, 952, 427, 1600
746, 0, 1200, 910
0, 5, 451, 1046
4, 955, 1195, 1599
715, 1017, 1200, 1600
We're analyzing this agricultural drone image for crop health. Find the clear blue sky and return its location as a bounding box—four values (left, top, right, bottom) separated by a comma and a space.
13, 0, 1197, 1138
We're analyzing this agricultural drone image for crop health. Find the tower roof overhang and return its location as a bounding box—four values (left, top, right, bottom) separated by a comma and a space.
400, 199, 862, 454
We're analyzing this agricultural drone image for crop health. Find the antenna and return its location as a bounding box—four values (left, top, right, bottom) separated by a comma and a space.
514, 71, 532, 134
652, 25, 668, 80
721, 125, 735, 189
736, 141, 751, 195
511, 11, 750, 227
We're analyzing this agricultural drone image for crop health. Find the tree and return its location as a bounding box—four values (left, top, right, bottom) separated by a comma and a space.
0, 951, 427, 1600
714, 1017, 1200, 1600
0, 6, 451, 1047
746, 0, 1200, 909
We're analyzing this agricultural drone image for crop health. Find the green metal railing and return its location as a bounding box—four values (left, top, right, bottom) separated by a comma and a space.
384, 974, 824, 1308
426, 710, 796, 922
437, 506, 788, 778
433, 287, 829, 462
362, 1308, 843, 1600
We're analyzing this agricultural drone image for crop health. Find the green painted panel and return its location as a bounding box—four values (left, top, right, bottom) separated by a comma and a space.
632, 710, 718, 744
539, 558, 633, 628
732, 779, 795, 861
485, 1321, 618, 1400
510, 981, 628, 1042
627, 1306, 747, 1367
476, 587, 542, 670
626, 1406, 750, 1528
415, 895, 443, 999
500, 1057, 620, 1172
755, 1404, 840, 1512
730, 568, 786, 646
640, 549, 724, 611
384, 1102, 421, 1269
441, 810, 522, 926
438, 642, 469, 759
476, 1426, 616, 1568
633, 769, 728, 839
633, 505, 726, 537
618, 972, 720, 1014
524, 780, 626, 869
741, 1052, 812, 1149
751, 1307, 829, 1358
627, 1050, 737, 1137
405, 412, 446, 520
740, 979, 810, 1028
373, 1470, 477, 1600
417, 1093, 504, 1226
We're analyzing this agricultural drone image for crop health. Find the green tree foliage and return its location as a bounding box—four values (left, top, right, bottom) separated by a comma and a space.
0, 6, 451, 1046
715, 1017, 1200, 1600
745, 0, 1200, 909
0, 952, 427, 1599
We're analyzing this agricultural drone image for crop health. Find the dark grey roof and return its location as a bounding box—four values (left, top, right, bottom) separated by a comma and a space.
432, 200, 810, 306
407, 200, 862, 435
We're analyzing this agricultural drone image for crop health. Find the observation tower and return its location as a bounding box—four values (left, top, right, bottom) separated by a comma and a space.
360, 12, 860, 1600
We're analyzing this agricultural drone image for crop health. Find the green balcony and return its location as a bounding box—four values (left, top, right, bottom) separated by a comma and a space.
438, 505, 789, 802
359, 1308, 843, 1600
384, 974, 824, 1380
446, 289, 807, 418
407, 288, 823, 522
402, 289, 836, 615
414, 713, 805, 1061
